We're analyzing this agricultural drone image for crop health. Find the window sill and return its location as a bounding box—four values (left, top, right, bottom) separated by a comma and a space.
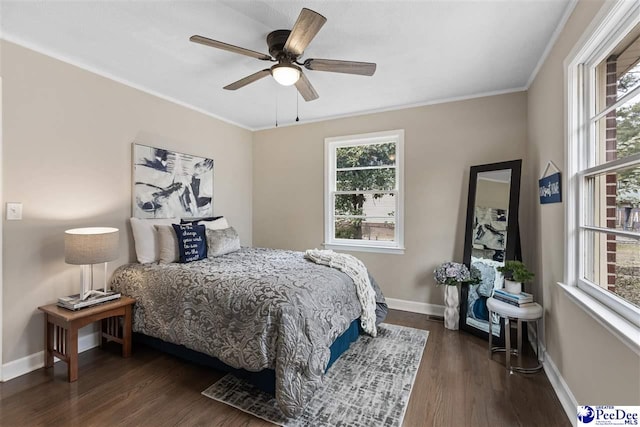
558, 282, 640, 356
322, 242, 405, 255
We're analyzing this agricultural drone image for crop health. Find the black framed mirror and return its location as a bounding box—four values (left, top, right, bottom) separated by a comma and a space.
460, 159, 522, 345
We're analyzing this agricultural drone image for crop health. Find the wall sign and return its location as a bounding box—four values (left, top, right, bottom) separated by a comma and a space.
539, 170, 562, 204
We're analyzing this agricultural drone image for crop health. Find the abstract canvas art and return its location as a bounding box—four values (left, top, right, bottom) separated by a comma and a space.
133, 143, 213, 219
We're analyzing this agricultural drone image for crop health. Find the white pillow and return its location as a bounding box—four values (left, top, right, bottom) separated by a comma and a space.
201, 217, 229, 230
155, 225, 179, 264
130, 217, 179, 263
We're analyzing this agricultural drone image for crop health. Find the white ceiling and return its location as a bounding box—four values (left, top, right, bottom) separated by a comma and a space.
1, 0, 573, 130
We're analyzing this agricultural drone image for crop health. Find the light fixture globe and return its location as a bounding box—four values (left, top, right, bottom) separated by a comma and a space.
271, 63, 301, 86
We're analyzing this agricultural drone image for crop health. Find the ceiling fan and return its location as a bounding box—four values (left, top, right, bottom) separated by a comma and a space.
190, 8, 376, 102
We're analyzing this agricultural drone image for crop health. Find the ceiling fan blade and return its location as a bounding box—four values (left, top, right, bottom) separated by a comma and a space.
224, 69, 271, 90
284, 8, 327, 56
304, 58, 376, 76
190, 35, 272, 61
295, 72, 319, 102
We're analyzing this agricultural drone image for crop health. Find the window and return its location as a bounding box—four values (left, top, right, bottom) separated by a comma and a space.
324, 130, 404, 254
566, 1, 640, 345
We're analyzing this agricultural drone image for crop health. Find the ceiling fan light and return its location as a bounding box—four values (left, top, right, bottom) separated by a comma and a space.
271, 64, 301, 86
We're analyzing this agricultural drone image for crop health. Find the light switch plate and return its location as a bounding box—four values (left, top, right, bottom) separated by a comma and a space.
6, 203, 22, 220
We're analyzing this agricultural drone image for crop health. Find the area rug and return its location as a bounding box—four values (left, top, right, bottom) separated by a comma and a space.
202, 323, 429, 427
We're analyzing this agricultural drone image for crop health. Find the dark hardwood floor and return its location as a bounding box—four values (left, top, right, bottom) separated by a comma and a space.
0, 310, 569, 426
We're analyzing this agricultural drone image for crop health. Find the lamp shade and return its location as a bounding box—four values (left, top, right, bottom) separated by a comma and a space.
65, 227, 119, 265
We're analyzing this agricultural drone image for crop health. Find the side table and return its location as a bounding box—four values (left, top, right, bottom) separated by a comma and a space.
487, 296, 543, 374
38, 296, 135, 382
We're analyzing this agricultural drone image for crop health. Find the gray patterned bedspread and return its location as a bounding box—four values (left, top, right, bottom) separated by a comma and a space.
110, 247, 385, 417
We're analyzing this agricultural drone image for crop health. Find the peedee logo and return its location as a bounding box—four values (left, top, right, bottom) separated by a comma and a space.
578, 406, 640, 426
578, 406, 595, 424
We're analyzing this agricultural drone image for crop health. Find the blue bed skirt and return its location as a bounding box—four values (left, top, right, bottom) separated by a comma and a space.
134, 318, 362, 394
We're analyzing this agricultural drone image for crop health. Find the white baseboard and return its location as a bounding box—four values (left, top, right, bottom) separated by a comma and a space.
523, 321, 575, 426
386, 297, 445, 317
538, 342, 578, 427
1, 331, 100, 382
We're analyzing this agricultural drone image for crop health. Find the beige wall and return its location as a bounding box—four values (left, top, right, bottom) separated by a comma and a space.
1, 41, 253, 362
527, 0, 640, 404
253, 92, 527, 305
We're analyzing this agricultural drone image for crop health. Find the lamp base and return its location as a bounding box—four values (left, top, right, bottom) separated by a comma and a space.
81, 289, 109, 301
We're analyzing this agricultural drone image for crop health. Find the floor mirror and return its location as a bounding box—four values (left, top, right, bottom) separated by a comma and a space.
460, 159, 522, 345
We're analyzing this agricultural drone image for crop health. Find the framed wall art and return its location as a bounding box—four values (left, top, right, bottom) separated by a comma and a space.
132, 143, 214, 219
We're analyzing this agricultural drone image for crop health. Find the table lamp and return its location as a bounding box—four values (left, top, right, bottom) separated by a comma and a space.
64, 227, 119, 300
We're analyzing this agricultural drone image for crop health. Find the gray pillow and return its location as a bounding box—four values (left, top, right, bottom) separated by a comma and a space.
155, 225, 179, 264
206, 227, 241, 257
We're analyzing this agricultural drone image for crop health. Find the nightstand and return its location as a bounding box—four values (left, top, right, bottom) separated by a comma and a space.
38, 296, 135, 382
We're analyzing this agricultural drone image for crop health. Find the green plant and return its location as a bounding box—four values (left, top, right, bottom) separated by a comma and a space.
497, 260, 535, 283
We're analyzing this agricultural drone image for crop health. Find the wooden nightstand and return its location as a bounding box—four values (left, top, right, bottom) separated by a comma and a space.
38, 296, 135, 382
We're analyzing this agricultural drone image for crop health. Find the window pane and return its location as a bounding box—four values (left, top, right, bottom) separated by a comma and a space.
583, 230, 639, 309
334, 193, 395, 217
336, 142, 396, 168
593, 93, 640, 166
335, 218, 395, 241
336, 168, 395, 191
584, 166, 640, 229
618, 167, 640, 223
594, 22, 640, 109
618, 62, 640, 98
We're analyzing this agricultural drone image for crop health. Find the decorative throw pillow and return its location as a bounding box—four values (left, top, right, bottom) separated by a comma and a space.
206, 227, 241, 257
202, 217, 230, 230
154, 225, 179, 264
172, 224, 208, 263
180, 216, 224, 224
130, 217, 179, 263
181, 216, 229, 231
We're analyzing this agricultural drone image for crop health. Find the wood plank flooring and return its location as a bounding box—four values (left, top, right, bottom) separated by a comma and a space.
0, 310, 569, 426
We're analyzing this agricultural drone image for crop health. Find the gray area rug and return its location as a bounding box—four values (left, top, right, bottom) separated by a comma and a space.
202, 323, 429, 427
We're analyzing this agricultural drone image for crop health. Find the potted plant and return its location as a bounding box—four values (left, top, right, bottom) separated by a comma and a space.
434, 262, 478, 330
497, 260, 535, 294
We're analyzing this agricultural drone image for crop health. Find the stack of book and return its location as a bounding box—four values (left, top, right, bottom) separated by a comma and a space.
493, 289, 535, 307
57, 291, 121, 310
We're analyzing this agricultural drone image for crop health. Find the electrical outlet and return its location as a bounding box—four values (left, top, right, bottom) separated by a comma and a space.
6, 203, 22, 220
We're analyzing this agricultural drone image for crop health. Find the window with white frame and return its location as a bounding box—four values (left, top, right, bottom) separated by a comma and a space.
566, 1, 640, 335
324, 130, 404, 254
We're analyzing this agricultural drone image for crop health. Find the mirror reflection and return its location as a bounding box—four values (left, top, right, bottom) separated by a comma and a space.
467, 171, 511, 336
471, 170, 511, 262
461, 161, 522, 343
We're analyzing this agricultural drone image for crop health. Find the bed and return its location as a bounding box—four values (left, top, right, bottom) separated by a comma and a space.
110, 246, 387, 417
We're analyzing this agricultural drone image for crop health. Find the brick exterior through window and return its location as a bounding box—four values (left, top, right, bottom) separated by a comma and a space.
605, 55, 617, 291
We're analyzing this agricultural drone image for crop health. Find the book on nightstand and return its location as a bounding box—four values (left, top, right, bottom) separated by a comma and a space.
57, 291, 121, 310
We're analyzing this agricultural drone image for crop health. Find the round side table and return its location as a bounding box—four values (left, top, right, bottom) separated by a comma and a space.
487, 297, 543, 374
